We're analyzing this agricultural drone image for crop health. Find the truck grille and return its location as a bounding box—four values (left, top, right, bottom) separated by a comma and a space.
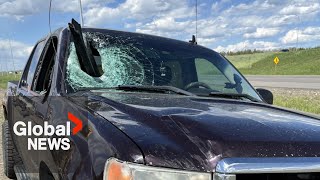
215, 157, 320, 180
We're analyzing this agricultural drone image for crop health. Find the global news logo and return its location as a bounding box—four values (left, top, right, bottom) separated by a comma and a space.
12, 112, 83, 150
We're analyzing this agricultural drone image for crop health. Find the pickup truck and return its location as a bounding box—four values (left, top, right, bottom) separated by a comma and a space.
2, 19, 320, 180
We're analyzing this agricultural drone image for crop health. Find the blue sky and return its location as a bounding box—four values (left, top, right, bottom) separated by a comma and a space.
0, 0, 320, 71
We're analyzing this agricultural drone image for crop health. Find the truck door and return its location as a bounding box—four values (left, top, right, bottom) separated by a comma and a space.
13, 37, 58, 178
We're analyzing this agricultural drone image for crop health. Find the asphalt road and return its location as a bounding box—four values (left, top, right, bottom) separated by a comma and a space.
246, 75, 320, 90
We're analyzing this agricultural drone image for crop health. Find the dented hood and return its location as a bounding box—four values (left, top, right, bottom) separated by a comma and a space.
83, 91, 320, 172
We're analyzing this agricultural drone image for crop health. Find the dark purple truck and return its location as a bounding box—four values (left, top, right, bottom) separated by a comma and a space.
2, 20, 320, 180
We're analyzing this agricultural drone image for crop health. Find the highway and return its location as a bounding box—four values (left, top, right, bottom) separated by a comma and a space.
246, 75, 320, 90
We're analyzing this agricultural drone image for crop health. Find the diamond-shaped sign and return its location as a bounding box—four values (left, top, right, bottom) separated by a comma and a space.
274, 56, 280, 65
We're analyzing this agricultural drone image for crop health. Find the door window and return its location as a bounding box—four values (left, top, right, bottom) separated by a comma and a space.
195, 58, 235, 93
20, 41, 45, 90
32, 37, 57, 94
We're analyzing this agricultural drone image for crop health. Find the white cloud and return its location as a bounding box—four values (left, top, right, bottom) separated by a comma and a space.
137, 17, 190, 33
0, 0, 41, 19
133, 0, 320, 50
197, 37, 216, 47
235, 15, 263, 27
304, 27, 320, 34
53, 0, 111, 12
214, 40, 280, 52
280, 2, 320, 15
212, 0, 231, 12
281, 27, 320, 44
135, 16, 228, 40
83, 6, 124, 26
84, 0, 192, 26
1, 0, 320, 53
197, 18, 229, 38
0, 39, 32, 71
281, 30, 300, 44
244, 28, 280, 38
222, 0, 274, 17
0, 0, 111, 19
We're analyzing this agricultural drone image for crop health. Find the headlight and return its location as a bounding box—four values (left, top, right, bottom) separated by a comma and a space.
103, 158, 211, 180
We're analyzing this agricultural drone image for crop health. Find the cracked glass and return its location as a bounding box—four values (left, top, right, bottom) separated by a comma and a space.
65, 29, 262, 100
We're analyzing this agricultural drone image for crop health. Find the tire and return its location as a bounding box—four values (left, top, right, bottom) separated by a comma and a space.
39, 162, 55, 180
39, 170, 55, 180
2, 121, 22, 179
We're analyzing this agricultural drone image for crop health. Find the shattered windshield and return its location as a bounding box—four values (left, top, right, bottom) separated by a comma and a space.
65, 29, 262, 100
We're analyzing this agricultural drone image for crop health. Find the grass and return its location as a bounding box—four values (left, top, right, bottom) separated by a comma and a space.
226, 52, 274, 69
0, 74, 21, 89
275, 97, 320, 115
227, 48, 320, 75
269, 88, 320, 115
223, 49, 320, 115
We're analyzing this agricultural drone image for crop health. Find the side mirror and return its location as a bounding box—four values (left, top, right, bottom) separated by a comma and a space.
256, 88, 273, 104
20, 80, 28, 87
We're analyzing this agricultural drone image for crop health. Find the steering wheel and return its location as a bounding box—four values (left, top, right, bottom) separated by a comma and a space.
184, 82, 212, 91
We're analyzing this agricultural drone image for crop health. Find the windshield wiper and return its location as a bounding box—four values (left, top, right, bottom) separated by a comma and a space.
117, 85, 195, 96
76, 85, 195, 96
209, 92, 261, 102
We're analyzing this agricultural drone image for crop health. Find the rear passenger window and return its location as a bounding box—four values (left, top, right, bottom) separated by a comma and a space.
33, 37, 57, 94
21, 41, 45, 90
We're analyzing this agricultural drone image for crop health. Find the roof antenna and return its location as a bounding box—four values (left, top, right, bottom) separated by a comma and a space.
78, 0, 84, 26
189, 0, 197, 45
189, 35, 197, 44
195, 0, 198, 40
8, 35, 16, 77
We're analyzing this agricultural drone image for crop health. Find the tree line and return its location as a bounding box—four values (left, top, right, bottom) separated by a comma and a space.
220, 47, 319, 56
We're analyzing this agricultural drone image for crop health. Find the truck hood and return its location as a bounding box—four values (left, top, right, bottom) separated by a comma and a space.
81, 91, 320, 172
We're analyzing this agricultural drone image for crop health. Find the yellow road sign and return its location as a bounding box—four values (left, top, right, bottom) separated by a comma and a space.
274, 56, 280, 65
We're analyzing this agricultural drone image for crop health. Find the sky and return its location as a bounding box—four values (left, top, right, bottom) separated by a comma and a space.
0, 0, 319, 71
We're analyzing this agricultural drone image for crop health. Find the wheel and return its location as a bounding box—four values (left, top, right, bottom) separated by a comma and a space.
2, 121, 22, 179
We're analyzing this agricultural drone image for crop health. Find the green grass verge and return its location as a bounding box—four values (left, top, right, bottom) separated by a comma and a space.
273, 93, 320, 115
274, 96, 320, 115
226, 52, 274, 69
0, 74, 21, 89
227, 48, 320, 75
